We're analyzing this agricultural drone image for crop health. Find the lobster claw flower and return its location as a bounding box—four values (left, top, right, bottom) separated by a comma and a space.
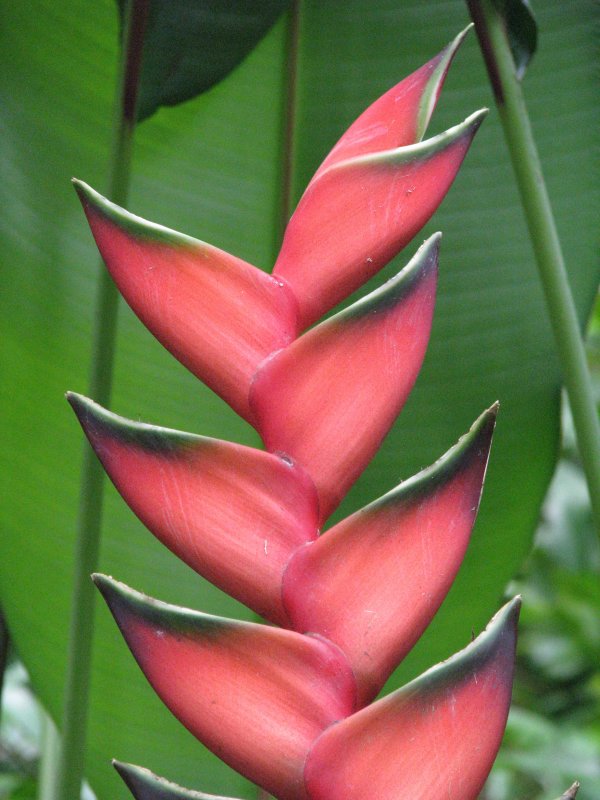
281, 404, 498, 705
68, 391, 319, 626
249, 235, 439, 518
70, 27, 520, 800
72, 180, 299, 424
96, 577, 519, 800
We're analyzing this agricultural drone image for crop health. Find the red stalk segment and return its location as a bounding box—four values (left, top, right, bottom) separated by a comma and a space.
312, 25, 473, 180
282, 405, 498, 705
94, 576, 356, 800
73, 180, 299, 424
251, 235, 439, 522
69, 394, 318, 626
273, 111, 486, 329
304, 598, 520, 800
113, 761, 241, 800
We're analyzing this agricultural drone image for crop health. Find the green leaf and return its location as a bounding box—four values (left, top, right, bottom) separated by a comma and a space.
489, 709, 591, 799
115, 0, 289, 121
491, 0, 538, 78
0, 2, 597, 799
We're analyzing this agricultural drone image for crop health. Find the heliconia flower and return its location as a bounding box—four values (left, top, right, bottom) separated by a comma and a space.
69, 27, 522, 800
96, 576, 519, 800
272, 109, 485, 330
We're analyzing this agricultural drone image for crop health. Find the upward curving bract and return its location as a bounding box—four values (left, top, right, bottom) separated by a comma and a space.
282, 404, 498, 705
304, 599, 520, 800
273, 111, 485, 328
72, 179, 299, 424
70, 28, 520, 800
251, 235, 439, 519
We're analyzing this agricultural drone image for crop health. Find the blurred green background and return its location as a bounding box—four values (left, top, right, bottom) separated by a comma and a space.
1, 1, 598, 798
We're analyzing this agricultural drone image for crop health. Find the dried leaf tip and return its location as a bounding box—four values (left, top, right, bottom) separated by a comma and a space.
113, 760, 240, 800
558, 782, 581, 800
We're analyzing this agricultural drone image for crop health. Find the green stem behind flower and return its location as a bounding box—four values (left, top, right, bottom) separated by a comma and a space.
468, 0, 600, 535
53, 3, 148, 798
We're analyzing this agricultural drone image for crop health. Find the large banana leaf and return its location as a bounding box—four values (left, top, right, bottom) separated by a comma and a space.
1, 1, 597, 798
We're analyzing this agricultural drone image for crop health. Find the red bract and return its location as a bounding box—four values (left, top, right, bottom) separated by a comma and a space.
70, 28, 519, 800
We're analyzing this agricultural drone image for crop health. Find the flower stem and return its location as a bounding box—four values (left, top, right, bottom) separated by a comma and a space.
38, 712, 61, 800
0, 608, 8, 711
468, 0, 600, 534
275, 0, 302, 252
53, 3, 148, 799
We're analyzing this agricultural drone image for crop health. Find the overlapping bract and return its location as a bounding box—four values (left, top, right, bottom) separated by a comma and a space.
70, 29, 519, 800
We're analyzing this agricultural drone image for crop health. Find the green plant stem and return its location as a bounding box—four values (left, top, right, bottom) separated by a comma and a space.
468, 0, 600, 535
53, 3, 148, 799
0, 608, 9, 710
39, 712, 61, 800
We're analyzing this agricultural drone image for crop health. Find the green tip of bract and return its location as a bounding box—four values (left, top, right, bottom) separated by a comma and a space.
338, 108, 488, 172
442, 22, 474, 63
113, 761, 241, 800
373, 401, 498, 509
92, 573, 231, 639
456, 400, 499, 456
416, 22, 474, 141
461, 107, 489, 135
72, 178, 201, 249
405, 595, 521, 696
337, 233, 439, 322
67, 391, 201, 454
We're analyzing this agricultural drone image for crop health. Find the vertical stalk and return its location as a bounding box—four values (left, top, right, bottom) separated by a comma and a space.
467, 0, 600, 534
0, 609, 9, 711
53, 3, 148, 798
275, 0, 302, 252
38, 713, 61, 800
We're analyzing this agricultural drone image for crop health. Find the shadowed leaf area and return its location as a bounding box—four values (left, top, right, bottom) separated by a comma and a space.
116, 0, 289, 121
